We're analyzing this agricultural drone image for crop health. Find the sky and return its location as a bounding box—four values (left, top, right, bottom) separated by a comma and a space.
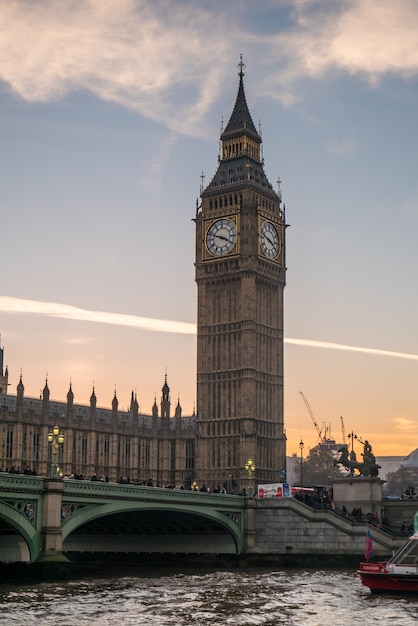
1, 0, 418, 460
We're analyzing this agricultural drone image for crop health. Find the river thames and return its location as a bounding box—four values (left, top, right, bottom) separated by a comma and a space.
1, 568, 418, 625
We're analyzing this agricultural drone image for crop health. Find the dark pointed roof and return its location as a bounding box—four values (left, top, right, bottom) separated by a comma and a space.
17, 372, 24, 395
202, 58, 278, 201
221, 65, 260, 143
204, 156, 275, 196
162, 372, 169, 390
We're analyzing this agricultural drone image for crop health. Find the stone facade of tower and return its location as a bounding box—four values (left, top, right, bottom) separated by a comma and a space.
194, 62, 287, 490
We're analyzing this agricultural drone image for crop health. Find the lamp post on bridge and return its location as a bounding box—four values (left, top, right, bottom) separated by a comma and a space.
48, 425, 65, 478
244, 459, 256, 497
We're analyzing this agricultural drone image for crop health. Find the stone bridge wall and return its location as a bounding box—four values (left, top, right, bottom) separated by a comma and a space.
244, 498, 403, 560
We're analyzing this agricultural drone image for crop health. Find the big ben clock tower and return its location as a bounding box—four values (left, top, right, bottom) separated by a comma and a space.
195, 58, 287, 490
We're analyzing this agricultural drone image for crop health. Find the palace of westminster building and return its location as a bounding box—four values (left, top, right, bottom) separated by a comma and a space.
0, 60, 287, 491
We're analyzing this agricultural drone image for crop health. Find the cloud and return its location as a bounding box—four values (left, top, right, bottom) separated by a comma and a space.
283, 0, 418, 82
284, 337, 418, 362
66, 337, 93, 345
0, 296, 196, 335
2, 296, 418, 362
1, 1, 418, 137
394, 417, 418, 431
141, 131, 178, 188
0, 0, 227, 135
326, 137, 355, 156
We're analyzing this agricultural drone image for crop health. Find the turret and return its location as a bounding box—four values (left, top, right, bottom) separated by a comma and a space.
90, 385, 97, 412
152, 395, 158, 425
67, 381, 74, 419
112, 389, 118, 420
16, 373, 24, 418
42, 377, 50, 419
130, 390, 139, 418
161, 373, 170, 419
0, 341, 8, 394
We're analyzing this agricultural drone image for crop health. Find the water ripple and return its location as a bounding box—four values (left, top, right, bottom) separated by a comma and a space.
1, 569, 418, 625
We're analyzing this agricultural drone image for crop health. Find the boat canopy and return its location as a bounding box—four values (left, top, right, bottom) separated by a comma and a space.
388, 531, 418, 566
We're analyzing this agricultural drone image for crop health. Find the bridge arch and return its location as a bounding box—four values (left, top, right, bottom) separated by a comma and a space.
0, 503, 39, 562
62, 501, 243, 556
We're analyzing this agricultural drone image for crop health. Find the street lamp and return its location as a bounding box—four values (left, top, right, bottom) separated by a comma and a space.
299, 439, 304, 489
347, 431, 358, 475
245, 458, 256, 496
347, 431, 357, 454
48, 425, 65, 478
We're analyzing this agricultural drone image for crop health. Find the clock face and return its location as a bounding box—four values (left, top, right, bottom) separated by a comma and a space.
206, 219, 237, 256
260, 221, 280, 259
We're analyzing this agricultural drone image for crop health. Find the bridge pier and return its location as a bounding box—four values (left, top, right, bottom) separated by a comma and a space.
244, 500, 257, 551
37, 479, 68, 564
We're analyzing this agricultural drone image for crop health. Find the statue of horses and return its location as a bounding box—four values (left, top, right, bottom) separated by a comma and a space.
334, 446, 380, 477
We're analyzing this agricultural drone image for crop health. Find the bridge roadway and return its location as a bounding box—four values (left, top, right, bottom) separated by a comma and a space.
0, 473, 245, 563
0, 474, 405, 565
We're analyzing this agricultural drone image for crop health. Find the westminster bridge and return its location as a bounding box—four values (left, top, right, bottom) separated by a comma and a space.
0, 473, 413, 567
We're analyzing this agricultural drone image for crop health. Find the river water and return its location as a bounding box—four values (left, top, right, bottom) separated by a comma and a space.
1, 568, 417, 625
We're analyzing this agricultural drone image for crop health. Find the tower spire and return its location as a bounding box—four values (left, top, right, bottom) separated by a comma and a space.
221, 57, 259, 142
238, 53, 245, 77
202, 58, 277, 197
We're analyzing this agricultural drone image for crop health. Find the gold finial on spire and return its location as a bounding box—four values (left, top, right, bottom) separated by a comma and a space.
238, 53, 245, 77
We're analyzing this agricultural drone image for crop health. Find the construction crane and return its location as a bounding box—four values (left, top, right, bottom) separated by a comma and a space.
299, 391, 327, 443
340, 416, 346, 446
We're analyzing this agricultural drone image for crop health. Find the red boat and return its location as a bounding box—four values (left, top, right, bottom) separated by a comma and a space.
359, 531, 418, 594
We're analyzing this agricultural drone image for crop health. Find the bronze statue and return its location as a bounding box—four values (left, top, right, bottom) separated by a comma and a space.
362, 440, 376, 466
334, 441, 380, 477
